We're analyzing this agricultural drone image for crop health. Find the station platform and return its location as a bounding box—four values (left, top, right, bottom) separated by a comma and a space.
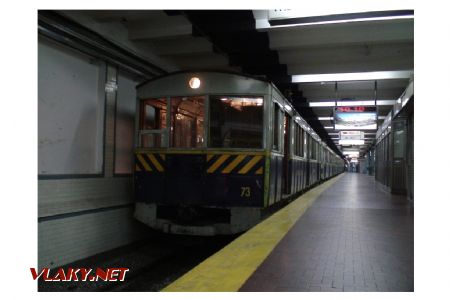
163, 173, 414, 292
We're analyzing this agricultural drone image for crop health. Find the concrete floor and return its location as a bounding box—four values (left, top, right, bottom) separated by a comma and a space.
240, 173, 414, 292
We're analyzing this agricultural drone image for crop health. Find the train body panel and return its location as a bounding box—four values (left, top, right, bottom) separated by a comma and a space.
135, 150, 266, 208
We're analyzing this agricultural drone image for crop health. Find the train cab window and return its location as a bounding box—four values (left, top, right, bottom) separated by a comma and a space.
140, 98, 167, 130
139, 98, 167, 148
209, 96, 263, 148
170, 96, 205, 148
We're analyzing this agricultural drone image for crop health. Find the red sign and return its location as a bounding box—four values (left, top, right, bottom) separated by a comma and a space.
337, 106, 365, 112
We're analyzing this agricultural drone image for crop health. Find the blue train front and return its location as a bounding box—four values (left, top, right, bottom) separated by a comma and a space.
133, 71, 344, 235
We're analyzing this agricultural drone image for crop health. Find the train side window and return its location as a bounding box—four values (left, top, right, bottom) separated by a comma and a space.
303, 129, 307, 158
294, 124, 299, 156
312, 139, 316, 159
316, 142, 320, 160
170, 96, 205, 148
307, 135, 311, 158
273, 103, 281, 151
209, 96, 263, 148
139, 98, 167, 148
309, 136, 317, 160
294, 124, 304, 157
299, 127, 304, 157
306, 134, 310, 158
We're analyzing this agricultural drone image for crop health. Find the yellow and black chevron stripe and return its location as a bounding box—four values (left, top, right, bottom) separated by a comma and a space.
135, 153, 165, 173
206, 154, 264, 175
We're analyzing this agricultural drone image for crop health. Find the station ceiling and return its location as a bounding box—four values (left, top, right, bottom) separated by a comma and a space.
55, 9, 414, 158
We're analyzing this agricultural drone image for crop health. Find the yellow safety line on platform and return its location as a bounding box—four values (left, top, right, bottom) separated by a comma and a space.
162, 173, 345, 292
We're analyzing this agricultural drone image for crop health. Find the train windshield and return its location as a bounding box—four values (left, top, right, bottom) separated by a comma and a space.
138, 95, 262, 149
170, 96, 205, 148
138, 96, 205, 148
209, 96, 263, 149
139, 98, 167, 148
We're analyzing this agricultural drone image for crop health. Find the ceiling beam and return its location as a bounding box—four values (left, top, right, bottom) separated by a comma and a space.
128, 16, 193, 40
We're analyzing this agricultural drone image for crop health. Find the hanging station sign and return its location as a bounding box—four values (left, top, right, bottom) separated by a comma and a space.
339, 131, 365, 140
334, 106, 377, 130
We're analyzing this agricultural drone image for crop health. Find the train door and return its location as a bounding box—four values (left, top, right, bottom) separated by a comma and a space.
282, 113, 291, 195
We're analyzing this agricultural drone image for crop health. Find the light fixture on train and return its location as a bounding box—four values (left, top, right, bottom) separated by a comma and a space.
189, 77, 201, 89
284, 104, 292, 112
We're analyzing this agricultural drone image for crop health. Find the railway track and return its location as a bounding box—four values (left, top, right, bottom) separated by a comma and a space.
38, 231, 238, 292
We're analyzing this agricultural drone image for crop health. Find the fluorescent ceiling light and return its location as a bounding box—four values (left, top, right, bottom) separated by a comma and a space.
337, 100, 375, 106
309, 102, 335, 107
264, 9, 414, 29
324, 126, 334, 129
292, 70, 413, 83
318, 117, 333, 120
266, 15, 414, 28
309, 100, 396, 107
339, 139, 365, 145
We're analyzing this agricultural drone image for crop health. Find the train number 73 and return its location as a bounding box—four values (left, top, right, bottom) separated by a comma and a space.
240, 186, 251, 198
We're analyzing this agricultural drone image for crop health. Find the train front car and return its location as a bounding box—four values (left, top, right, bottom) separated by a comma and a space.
133, 71, 270, 235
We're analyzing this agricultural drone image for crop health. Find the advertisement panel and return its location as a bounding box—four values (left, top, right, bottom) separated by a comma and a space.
334, 106, 377, 130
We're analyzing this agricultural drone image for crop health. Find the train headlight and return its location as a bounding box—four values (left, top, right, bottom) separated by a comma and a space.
189, 77, 201, 89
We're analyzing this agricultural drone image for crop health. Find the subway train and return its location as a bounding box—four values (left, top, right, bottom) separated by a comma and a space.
133, 71, 344, 235
374, 79, 414, 201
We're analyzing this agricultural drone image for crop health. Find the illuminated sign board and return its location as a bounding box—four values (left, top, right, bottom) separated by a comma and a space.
334, 106, 377, 130
339, 131, 365, 140
343, 150, 359, 158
